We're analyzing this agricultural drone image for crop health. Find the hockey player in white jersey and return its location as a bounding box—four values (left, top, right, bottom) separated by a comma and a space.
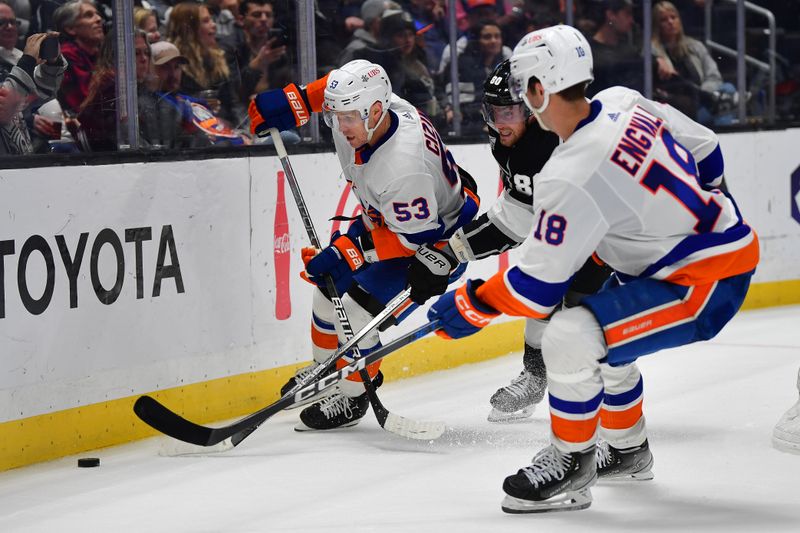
428, 25, 759, 512
408, 59, 611, 423
248, 59, 479, 431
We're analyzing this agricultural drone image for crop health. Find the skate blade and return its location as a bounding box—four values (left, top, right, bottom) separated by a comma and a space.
487, 406, 535, 423
293, 419, 361, 432
501, 488, 593, 514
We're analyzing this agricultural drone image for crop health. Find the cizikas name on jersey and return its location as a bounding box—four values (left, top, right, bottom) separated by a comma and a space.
0, 225, 185, 319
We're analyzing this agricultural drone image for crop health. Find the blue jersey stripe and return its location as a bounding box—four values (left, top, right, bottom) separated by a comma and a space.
603, 376, 644, 406
312, 313, 336, 332
506, 267, 572, 309
549, 389, 604, 415
620, 223, 752, 282
402, 219, 447, 245
696, 144, 724, 185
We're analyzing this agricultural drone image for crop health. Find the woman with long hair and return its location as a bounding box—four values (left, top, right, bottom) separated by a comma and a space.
651, 1, 737, 124
452, 20, 506, 134
77, 29, 151, 151
166, 2, 241, 123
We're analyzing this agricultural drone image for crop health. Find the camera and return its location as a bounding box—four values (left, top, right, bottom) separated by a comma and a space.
40, 35, 60, 62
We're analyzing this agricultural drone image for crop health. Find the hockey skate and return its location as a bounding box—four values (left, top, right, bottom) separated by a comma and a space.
501, 445, 596, 513
280, 362, 334, 410
772, 367, 800, 454
488, 370, 546, 422
596, 439, 654, 481
295, 372, 383, 431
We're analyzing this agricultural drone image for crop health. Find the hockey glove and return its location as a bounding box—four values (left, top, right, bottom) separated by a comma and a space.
304, 232, 367, 290
248, 83, 310, 137
428, 280, 500, 339
407, 243, 460, 305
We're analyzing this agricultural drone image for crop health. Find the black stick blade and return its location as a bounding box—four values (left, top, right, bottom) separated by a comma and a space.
133, 396, 215, 446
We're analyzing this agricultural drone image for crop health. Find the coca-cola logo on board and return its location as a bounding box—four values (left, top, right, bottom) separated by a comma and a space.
274, 233, 290, 254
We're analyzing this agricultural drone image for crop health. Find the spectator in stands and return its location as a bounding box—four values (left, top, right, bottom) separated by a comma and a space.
4, 0, 28, 46
141, 40, 213, 149
337, 0, 398, 66
76, 29, 151, 151
134, 6, 161, 44
53, 0, 104, 115
405, 0, 449, 73
225, 0, 288, 102
454, 0, 505, 33
588, 0, 643, 96
167, 1, 243, 125
1, 1, 25, 77
438, 0, 510, 76
448, 19, 504, 134
1, 1, 67, 150
206, 0, 237, 40
651, 0, 738, 125
0, 30, 67, 154
365, 9, 445, 127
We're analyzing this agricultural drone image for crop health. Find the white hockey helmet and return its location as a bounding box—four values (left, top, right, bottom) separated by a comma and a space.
323, 59, 392, 142
509, 25, 593, 125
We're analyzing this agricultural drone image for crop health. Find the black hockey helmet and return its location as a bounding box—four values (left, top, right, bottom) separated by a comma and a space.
483, 59, 516, 106
482, 59, 531, 131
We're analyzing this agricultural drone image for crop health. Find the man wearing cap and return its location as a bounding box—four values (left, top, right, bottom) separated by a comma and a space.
588, 0, 644, 96
337, 0, 399, 66
137, 41, 212, 149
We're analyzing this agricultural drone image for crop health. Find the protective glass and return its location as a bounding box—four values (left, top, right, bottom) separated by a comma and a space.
481, 102, 529, 130
322, 108, 365, 130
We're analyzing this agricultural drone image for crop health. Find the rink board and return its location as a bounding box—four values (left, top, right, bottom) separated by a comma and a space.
1, 128, 799, 470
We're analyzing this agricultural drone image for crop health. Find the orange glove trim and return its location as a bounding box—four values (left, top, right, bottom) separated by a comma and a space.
305, 74, 330, 113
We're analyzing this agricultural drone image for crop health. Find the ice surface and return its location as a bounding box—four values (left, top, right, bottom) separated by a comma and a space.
1, 306, 799, 532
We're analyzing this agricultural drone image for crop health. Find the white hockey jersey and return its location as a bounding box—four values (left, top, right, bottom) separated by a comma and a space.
331, 95, 476, 260
477, 87, 759, 318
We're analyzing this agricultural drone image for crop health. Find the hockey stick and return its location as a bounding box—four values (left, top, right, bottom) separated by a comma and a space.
134, 320, 441, 451
136, 288, 413, 447
268, 127, 444, 439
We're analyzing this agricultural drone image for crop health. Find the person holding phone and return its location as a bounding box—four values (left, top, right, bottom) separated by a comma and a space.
0, 25, 67, 154
223, 0, 288, 101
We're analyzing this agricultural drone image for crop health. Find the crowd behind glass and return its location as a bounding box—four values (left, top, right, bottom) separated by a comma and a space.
0, 0, 798, 155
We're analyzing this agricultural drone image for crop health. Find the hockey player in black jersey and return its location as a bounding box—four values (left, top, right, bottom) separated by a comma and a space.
408, 60, 612, 422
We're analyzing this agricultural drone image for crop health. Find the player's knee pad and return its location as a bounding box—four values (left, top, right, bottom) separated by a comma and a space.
599, 361, 641, 391
524, 317, 549, 347
541, 306, 606, 382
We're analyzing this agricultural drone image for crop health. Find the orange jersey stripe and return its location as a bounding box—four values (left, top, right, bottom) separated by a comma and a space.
600, 402, 643, 430
604, 282, 715, 348
311, 325, 339, 350
665, 232, 759, 286
551, 412, 601, 443
305, 74, 329, 113
370, 226, 416, 260
476, 272, 550, 319
336, 358, 381, 382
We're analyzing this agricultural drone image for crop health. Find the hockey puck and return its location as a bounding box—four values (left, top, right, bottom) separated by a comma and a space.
77, 457, 100, 468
